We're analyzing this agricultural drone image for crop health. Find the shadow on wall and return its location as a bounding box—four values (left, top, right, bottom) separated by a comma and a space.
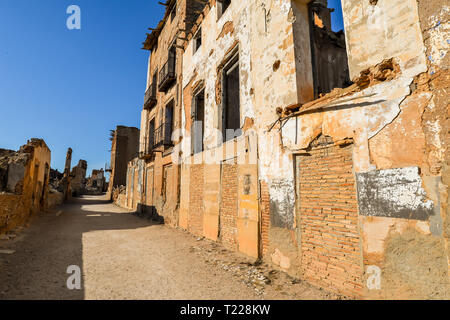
0, 196, 159, 300
135, 203, 165, 225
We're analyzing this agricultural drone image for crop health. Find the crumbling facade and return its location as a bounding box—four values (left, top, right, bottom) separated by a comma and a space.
123, 0, 449, 299
273, 0, 449, 299
0, 139, 51, 234
86, 169, 107, 194
69, 160, 88, 197
121, 0, 207, 223
106, 126, 140, 200
60, 147, 73, 200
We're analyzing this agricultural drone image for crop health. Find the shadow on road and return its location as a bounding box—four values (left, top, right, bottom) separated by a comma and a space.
0, 195, 156, 300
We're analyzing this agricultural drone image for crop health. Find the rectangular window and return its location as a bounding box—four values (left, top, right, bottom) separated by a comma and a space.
307, 0, 351, 98
193, 27, 202, 54
164, 100, 174, 146
191, 89, 205, 155
169, 45, 176, 71
152, 72, 157, 89
221, 51, 241, 142
159, 44, 177, 92
217, 0, 231, 19
148, 118, 155, 151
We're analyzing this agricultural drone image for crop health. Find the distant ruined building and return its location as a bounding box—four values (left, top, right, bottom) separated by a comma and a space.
70, 160, 88, 197
86, 169, 107, 194
106, 125, 140, 203
113, 0, 449, 299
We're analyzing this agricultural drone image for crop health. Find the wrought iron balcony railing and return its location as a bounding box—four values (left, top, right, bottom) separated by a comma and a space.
153, 122, 173, 148
158, 57, 176, 92
144, 83, 157, 110
139, 123, 173, 159
139, 140, 155, 160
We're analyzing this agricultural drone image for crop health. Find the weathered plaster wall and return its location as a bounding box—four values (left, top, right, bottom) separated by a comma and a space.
135, 0, 205, 226
136, 0, 449, 298
178, 0, 307, 260
0, 139, 51, 234
277, 0, 449, 298
179, 0, 258, 257
249, 0, 305, 269
342, 0, 427, 80
291, 0, 315, 103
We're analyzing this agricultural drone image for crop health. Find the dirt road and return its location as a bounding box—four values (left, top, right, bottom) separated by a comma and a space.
0, 195, 337, 300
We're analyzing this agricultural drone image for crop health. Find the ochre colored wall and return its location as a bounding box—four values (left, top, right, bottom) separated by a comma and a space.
0, 139, 51, 234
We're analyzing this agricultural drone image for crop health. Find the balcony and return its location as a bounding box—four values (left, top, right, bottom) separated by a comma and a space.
153, 122, 173, 149
139, 122, 173, 159
144, 83, 157, 110
158, 58, 176, 92
139, 141, 154, 160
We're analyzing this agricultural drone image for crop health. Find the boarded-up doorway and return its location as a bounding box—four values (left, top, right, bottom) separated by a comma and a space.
296, 135, 363, 297
219, 158, 239, 251
188, 164, 204, 236
144, 166, 154, 215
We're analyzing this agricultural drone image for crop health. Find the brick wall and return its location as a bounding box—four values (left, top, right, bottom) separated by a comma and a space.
298, 142, 363, 297
260, 180, 270, 256
220, 164, 239, 251
189, 164, 204, 236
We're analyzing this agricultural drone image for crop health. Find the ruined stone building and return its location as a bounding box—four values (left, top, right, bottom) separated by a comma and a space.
106, 125, 140, 200
86, 169, 107, 194
120, 0, 449, 299
0, 139, 51, 234
70, 159, 88, 197
60, 147, 73, 200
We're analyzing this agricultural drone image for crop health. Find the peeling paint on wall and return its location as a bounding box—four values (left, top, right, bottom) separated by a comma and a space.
356, 167, 435, 220
268, 178, 295, 229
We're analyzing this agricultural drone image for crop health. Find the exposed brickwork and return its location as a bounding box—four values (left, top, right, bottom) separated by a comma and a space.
260, 180, 271, 256
188, 164, 204, 236
298, 142, 363, 297
145, 167, 154, 206
220, 164, 239, 251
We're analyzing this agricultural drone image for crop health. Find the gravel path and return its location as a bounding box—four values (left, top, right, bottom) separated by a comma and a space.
0, 195, 337, 300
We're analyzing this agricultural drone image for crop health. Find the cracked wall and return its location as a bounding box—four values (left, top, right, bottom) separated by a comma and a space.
179, 0, 299, 259
279, 0, 449, 298
132, 0, 449, 299
0, 139, 51, 235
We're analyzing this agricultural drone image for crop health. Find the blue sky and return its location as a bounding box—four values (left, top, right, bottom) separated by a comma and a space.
0, 0, 344, 175
329, 0, 345, 32
0, 0, 164, 175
